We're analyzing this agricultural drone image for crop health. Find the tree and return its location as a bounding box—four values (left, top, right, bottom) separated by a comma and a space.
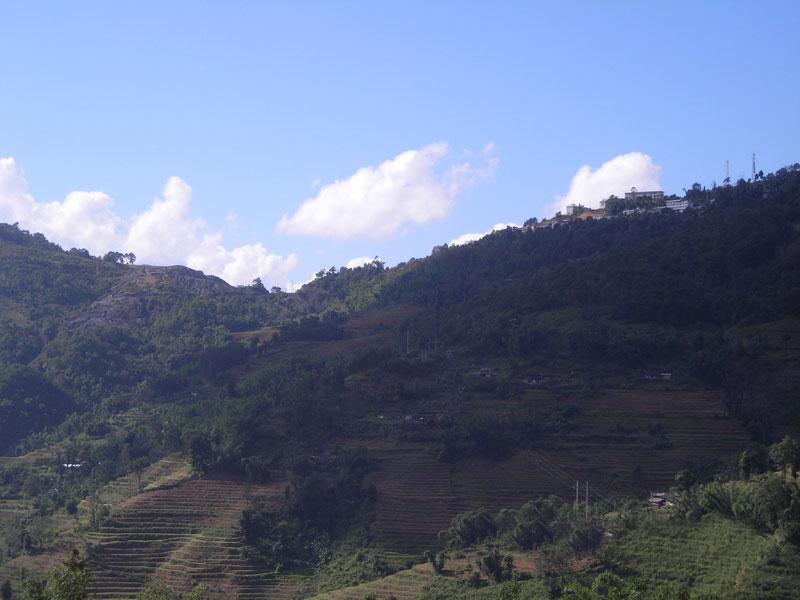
67, 248, 91, 259
186, 434, 213, 474
770, 436, 800, 480
21, 580, 48, 600
567, 522, 603, 553
477, 546, 512, 583
442, 508, 497, 547
560, 572, 653, 600
51, 550, 91, 600
508, 498, 559, 549
88, 492, 109, 530
2, 580, 12, 600
102, 251, 124, 263
101, 251, 135, 264
738, 443, 770, 477
21, 550, 91, 600
131, 456, 149, 492
423, 550, 447, 574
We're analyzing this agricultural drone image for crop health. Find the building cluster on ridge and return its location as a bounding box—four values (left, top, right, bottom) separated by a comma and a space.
523, 187, 690, 232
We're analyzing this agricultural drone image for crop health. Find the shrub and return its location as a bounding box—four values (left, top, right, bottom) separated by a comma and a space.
441, 508, 497, 548
477, 546, 513, 583
424, 550, 447, 574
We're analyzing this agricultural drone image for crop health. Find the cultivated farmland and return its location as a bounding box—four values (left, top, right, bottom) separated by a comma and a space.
86, 476, 300, 599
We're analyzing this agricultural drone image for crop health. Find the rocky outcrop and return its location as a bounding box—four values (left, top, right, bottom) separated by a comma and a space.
68, 264, 234, 329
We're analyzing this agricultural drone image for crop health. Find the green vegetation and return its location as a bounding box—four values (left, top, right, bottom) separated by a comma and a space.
135, 583, 208, 600
412, 464, 800, 599
240, 448, 377, 569
19, 551, 90, 600
559, 572, 704, 600
0, 166, 799, 597
440, 497, 604, 555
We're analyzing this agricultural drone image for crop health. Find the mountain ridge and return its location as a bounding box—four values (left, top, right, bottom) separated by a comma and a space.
0, 164, 799, 598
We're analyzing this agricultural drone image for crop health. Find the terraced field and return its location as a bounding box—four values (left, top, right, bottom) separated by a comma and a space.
361, 387, 746, 555
86, 477, 304, 600
95, 455, 193, 508
249, 305, 418, 363
365, 443, 578, 554
550, 389, 748, 489
0, 496, 27, 517
366, 443, 463, 554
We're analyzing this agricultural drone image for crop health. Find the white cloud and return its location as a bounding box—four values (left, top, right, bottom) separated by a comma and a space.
1, 157, 125, 255
345, 256, 378, 269
277, 142, 498, 241
286, 274, 315, 293
187, 234, 298, 287
0, 157, 297, 288
126, 177, 205, 266
449, 222, 518, 247
547, 152, 662, 216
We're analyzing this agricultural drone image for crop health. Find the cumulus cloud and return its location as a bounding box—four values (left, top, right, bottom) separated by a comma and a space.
449, 222, 518, 247
344, 255, 380, 269
547, 152, 662, 216
187, 235, 298, 287
1, 157, 125, 254
0, 157, 297, 288
277, 142, 498, 241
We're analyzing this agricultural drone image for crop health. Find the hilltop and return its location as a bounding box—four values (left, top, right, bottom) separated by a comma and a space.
0, 164, 799, 598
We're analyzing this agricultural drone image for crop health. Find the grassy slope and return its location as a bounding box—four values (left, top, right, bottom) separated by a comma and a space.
309, 513, 800, 600
309, 549, 545, 600
604, 513, 800, 599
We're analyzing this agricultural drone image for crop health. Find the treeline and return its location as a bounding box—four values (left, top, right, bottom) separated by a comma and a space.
440, 496, 604, 554
671, 436, 800, 544
383, 165, 800, 330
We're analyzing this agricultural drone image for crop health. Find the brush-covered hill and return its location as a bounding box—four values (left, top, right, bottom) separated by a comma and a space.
0, 224, 280, 453
0, 164, 799, 599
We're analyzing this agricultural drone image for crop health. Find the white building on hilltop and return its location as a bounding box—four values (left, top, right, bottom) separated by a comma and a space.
624, 187, 664, 201
665, 198, 689, 212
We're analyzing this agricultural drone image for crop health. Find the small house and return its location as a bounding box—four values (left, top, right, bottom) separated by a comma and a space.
648, 491, 673, 509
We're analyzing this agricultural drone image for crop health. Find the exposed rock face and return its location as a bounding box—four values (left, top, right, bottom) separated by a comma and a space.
69, 291, 151, 328
68, 264, 234, 329
134, 265, 232, 295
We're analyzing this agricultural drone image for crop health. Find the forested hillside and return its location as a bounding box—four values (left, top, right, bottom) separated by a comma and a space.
0, 165, 799, 599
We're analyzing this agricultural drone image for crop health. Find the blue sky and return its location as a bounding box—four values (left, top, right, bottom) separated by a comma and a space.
1, 1, 798, 288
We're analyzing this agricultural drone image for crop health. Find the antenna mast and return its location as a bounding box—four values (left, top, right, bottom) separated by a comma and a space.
752, 153, 756, 180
